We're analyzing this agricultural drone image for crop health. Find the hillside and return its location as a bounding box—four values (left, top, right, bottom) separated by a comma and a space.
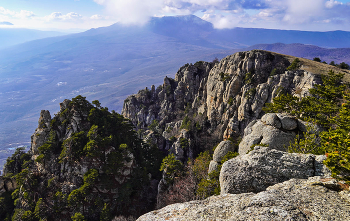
1, 50, 350, 220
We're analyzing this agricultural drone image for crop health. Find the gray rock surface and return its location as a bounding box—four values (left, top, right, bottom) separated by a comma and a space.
261, 113, 281, 128
208, 161, 219, 174
137, 177, 350, 221
277, 113, 298, 130
212, 140, 235, 162
30, 110, 52, 155
238, 113, 318, 155
220, 146, 331, 194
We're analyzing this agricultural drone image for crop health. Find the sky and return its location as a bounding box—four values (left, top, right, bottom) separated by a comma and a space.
1, 0, 350, 32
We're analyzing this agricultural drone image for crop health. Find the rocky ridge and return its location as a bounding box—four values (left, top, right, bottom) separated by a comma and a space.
122, 50, 322, 160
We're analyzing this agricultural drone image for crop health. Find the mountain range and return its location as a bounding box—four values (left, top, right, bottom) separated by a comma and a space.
1, 15, 350, 171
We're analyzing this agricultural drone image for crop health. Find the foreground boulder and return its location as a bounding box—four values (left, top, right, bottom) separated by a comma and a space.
220, 146, 331, 194
137, 177, 350, 220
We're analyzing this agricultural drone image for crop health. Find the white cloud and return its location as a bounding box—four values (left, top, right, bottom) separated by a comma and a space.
326, 0, 343, 8
1, 0, 350, 31
15, 10, 35, 19
202, 13, 241, 29
89, 0, 350, 30
46, 12, 82, 21
283, 0, 324, 24
0, 7, 35, 19
92, 0, 270, 25
95, 0, 164, 25
90, 14, 104, 20
0, 7, 16, 16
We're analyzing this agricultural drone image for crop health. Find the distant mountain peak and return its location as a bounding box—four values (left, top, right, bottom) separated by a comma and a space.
149, 14, 213, 29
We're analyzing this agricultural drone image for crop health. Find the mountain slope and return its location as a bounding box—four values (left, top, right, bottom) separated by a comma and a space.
0, 28, 65, 49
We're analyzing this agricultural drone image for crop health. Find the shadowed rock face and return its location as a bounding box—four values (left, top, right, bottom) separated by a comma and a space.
137, 177, 350, 221
0, 176, 17, 195
220, 146, 331, 194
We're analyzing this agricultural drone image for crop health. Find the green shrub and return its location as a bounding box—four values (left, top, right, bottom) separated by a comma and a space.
180, 116, 191, 130
227, 97, 234, 105
221, 151, 239, 164
287, 124, 322, 154
244, 72, 253, 84
179, 138, 189, 149
244, 88, 256, 99
270, 68, 277, 76
287, 58, 301, 70
192, 151, 211, 183
71, 212, 86, 221
264, 69, 350, 182
313, 57, 321, 62
148, 119, 159, 132
196, 148, 239, 199
196, 169, 220, 199
219, 72, 231, 81
160, 154, 183, 183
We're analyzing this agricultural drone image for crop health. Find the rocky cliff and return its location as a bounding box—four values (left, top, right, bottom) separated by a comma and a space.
122, 50, 350, 220
122, 50, 321, 160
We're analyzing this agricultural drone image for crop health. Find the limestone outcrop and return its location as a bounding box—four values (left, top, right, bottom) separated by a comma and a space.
220, 146, 331, 194
137, 177, 350, 221
122, 50, 322, 161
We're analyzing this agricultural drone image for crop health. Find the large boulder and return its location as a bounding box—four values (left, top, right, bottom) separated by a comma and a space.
220, 146, 331, 194
238, 113, 322, 155
213, 140, 236, 162
137, 177, 350, 221
208, 140, 236, 174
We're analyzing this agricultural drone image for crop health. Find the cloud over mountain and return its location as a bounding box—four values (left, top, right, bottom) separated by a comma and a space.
93, 0, 350, 31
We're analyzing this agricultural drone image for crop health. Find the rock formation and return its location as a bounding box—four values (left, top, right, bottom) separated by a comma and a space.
220, 146, 331, 194
122, 50, 322, 161
208, 140, 236, 174
238, 113, 323, 155
137, 177, 350, 221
